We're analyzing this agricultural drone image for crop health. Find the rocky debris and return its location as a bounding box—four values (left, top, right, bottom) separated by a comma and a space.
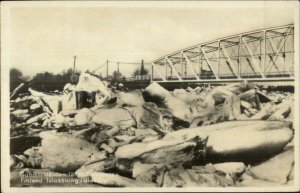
9, 80, 295, 187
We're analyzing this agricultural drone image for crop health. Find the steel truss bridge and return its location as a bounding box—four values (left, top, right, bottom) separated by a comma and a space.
151, 24, 294, 83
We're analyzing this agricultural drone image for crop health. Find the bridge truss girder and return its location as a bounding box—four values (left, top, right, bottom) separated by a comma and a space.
151, 24, 294, 82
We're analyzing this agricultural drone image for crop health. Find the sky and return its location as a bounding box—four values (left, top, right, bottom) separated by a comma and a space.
3, 1, 296, 77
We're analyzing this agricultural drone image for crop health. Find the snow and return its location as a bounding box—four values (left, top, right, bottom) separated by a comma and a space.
92, 108, 135, 129
250, 147, 294, 183
144, 82, 191, 121
214, 162, 245, 175
61, 91, 77, 110
39, 131, 102, 172
29, 88, 62, 114
75, 73, 111, 97
26, 113, 47, 124
12, 109, 28, 115
118, 92, 144, 106
63, 83, 76, 92
29, 103, 41, 110
74, 108, 95, 126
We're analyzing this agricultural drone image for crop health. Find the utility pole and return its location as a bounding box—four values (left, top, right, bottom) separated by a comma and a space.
106, 60, 109, 80
73, 56, 76, 74
117, 62, 120, 80
151, 65, 153, 81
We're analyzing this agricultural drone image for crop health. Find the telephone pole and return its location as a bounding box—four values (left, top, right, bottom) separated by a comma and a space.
73, 56, 76, 74
117, 62, 120, 80
71, 55, 77, 83
106, 60, 109, 79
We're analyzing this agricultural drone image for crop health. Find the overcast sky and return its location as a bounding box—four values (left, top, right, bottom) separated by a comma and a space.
4, 1, 296, 77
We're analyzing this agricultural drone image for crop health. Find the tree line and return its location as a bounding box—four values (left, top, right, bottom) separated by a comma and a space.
10, 68, 80, 92
10, 61, 149, 92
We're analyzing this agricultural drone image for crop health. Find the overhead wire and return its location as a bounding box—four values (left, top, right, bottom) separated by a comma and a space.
91, 62, 107, 72
91, 60, 151, 73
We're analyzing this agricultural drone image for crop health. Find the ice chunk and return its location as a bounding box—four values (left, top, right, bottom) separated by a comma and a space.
239, 89, 261, 110
251, 103, 274, 120
132, 161, 164, 178
117, 91, 144, 106
142, 82, 192, 121
29, 103, 41, 110
116, 120, 293, 164
250, 147, 294, 183
61, 91, 77, 110
268, 100, 292, 121
75, 73, 111, 97
74, 108, 95, 125
92, 108, 136, 129
26, 113, 47, 124
12, 109, 29, 116
63, 83, 76, 92
29, 88, 62, 114
75, 157, 115, 178
39, 131, 102, 172
213, 162, 245, 176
